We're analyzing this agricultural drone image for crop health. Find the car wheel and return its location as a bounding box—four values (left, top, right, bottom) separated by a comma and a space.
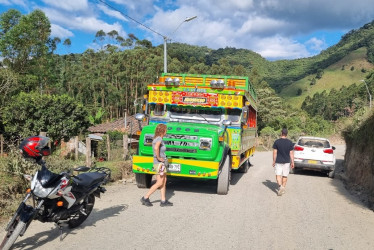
328, 170, 335, 178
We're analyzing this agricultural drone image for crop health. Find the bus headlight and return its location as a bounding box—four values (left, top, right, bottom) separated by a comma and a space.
199, 138, 212, 150
144, 134, 154, 146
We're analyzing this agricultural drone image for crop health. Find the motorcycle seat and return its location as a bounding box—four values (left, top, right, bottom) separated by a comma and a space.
73, 172, 106, 189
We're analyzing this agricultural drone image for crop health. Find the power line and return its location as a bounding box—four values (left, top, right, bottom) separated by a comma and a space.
96, 0, 166, 38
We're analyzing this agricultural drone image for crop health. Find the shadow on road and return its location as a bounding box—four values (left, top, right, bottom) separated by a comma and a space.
230, 172, 245, 185
262, 180, 278, 194
163, 166, 252, 194
13, 204, 128, 250
292, 169, 329, 178
165, 177, 217, 195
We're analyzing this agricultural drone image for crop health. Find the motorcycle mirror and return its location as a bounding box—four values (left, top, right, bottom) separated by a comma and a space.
23, 174, 33, 181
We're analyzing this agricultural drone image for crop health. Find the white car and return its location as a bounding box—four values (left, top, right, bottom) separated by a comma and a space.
292, 136, 336, 178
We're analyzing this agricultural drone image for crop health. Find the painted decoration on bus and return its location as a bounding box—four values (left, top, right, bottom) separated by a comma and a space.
227, 128, 241, 150
172, 92, 218, 106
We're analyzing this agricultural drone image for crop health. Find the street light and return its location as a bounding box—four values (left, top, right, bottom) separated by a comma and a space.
360, 80, 372, 110
163, 16, 197, 73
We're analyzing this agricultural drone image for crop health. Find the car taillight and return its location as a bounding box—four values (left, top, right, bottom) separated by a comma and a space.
294, 145, 304, 151
323, 149, 333, 154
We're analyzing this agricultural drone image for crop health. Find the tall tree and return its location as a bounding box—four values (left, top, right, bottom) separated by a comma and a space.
3, 92, 89, 141
0, 9, 51, 73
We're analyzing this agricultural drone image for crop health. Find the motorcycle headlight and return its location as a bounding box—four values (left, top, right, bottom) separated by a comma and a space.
144, 134, 154, 146
31, 172, 54, 198
199, 138, 212, 150
32, 180, 54, 198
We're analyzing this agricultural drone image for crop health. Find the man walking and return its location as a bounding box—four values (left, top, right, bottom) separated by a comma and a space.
272, 128, 294, 196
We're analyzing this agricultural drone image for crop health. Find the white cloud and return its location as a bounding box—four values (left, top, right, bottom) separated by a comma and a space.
306, 37, 327, 52
97, 4, 128, 22
42, 7, 126, 36
50, 23, 74, 39
107, 0, 156, 19
0, 0, 27, 8
0, 0, 11, 5
238, 17, 292, 37
148, 0, 374, 59
254, 36, 311, 60
41, 0, 88, 11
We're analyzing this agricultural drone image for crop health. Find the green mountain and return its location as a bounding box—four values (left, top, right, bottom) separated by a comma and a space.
167, 20, 374, 110
266, 20, 374, 90
279, 47, 374, 107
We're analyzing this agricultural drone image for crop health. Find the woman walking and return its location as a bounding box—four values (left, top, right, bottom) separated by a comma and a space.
140, 123, 173, 207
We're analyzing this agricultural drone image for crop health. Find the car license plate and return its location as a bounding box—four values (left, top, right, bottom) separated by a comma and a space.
168, 164, 181, 172
308, 160, 318, 164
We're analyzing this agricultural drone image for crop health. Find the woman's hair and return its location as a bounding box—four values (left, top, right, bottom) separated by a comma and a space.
154, 123, 167, 138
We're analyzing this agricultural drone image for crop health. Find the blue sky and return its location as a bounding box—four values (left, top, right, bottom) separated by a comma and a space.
0, 0, 373, 60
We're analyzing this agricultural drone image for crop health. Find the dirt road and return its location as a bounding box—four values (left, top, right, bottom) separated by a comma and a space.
2, 145, 374, 250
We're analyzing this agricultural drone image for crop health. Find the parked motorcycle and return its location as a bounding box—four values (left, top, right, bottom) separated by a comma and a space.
0, 136, 111, 250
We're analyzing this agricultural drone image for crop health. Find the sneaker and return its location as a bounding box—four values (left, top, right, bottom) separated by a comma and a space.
141, 197, 153, 207
277, 186, 285, 196
277, 189, 282, 196
160, 200, 173, 207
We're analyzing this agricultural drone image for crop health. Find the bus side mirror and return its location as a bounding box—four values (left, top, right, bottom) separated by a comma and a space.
135, 113, 145, 121
222, 120, 231, 127
223, 119, 231, 131
135, 113, 145, 132
221, 120, 231, 142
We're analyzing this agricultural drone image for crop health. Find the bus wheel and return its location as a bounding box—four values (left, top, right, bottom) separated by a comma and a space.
238, 159, 250, 173
217, 154, 230, 195
135, 173, 152, 188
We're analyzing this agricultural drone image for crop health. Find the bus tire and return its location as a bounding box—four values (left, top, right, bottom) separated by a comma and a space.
136, 173, 152, 188
217, 154, 230, 195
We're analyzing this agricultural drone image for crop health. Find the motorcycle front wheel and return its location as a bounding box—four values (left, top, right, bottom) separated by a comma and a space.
68, 193, 95, 228
0, 218, 26, 250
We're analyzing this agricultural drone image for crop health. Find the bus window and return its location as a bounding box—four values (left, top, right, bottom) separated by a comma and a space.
227, 109, 241, 123
241, 106, 248, 124
152, 104, 165, 116
248, 106, 257, 127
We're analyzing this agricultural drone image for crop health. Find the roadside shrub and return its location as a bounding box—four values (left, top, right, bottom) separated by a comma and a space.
0, 146, 38, 177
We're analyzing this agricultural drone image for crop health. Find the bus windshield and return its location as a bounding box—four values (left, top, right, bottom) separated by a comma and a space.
169, 106, 223, 123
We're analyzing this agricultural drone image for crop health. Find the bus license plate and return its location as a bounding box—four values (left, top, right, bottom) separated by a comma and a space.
168, 164, 181, 172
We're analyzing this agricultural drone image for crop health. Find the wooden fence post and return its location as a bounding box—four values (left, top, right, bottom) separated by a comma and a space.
106, 134, 111, 161
75, 136, 79, 161
123, 134, 128, 160
86, 137, 91, 167
0, 134, 3, 157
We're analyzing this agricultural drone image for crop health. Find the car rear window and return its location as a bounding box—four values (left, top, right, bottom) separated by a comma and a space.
298, 139, 330, 148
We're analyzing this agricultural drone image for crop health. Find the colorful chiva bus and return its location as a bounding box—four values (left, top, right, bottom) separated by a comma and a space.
132, 73, 257, 195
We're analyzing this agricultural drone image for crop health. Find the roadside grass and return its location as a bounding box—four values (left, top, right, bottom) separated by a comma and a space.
280, 47, 374, 108
0, 155, 132, 225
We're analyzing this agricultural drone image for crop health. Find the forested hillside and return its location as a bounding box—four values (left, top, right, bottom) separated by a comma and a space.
0, 9, 373, 143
